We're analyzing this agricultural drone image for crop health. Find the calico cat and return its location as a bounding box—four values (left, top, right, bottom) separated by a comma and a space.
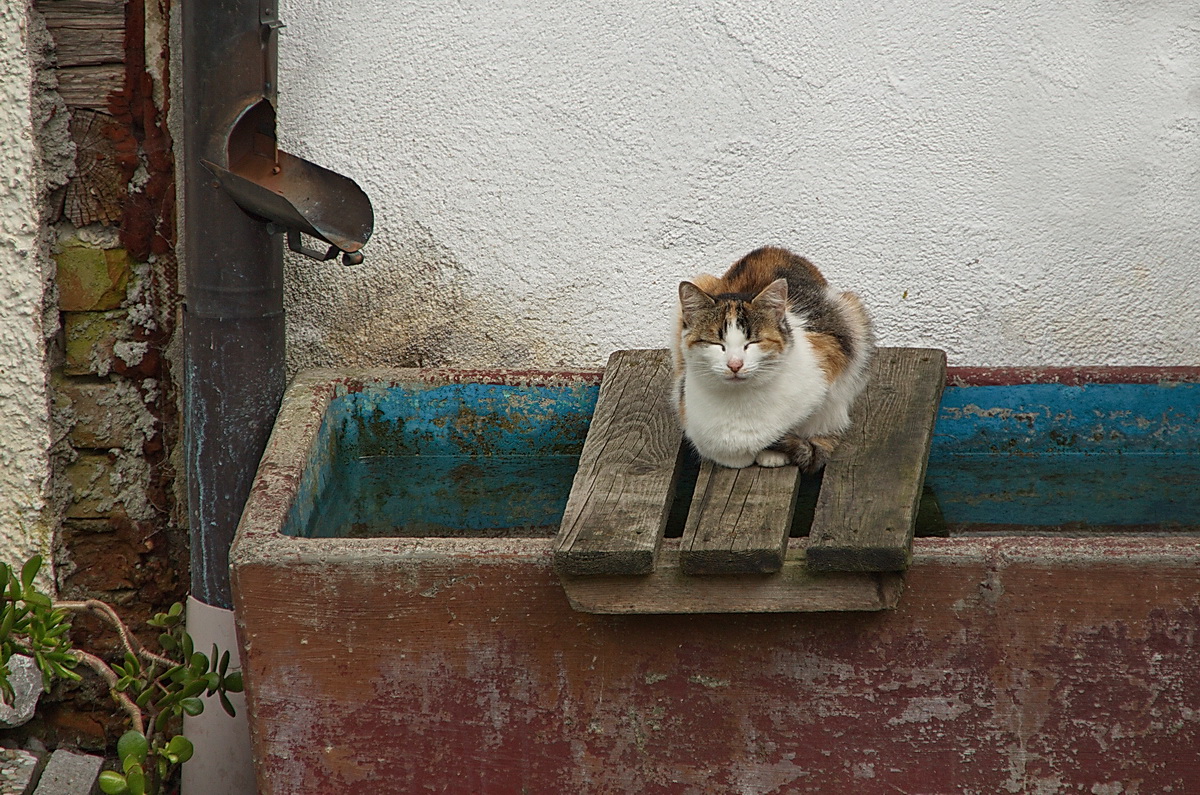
672, 246, 874, 472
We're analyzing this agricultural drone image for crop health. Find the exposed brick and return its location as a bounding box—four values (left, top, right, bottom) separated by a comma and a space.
63, 452, 154, 525
55, 377, 149, 450
39, 706, 108, 749
62, 310, 125, 376
60, 521, 145, 594
57, 516, 174, 662
55, 246, 130, 311
32, 0, 185, 762
60, 518, 115, 535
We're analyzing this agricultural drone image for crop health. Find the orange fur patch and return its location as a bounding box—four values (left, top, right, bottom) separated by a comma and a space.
771, 432, 842, 473
691, 273, 724, 293
839, 291, 870, 330
755, 325, 788, 355
719, 247, 826, 296
806, 332, 849, 379
810, 436, 839, 456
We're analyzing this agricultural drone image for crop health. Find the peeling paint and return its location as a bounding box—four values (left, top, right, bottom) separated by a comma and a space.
687, 675, 730, 689
233, 540, 1200, 794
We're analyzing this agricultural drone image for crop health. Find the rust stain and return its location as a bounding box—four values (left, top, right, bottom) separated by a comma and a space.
948, 366, 1200, 387
939, 403, 1042, 428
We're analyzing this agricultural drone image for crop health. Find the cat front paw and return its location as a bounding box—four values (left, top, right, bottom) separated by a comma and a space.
754, 450, 790, 468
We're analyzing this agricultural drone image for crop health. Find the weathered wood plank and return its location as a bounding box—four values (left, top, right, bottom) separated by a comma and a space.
561, 542, 904, 613
64, 108, 126, 226
55, 65, 123, 110
554, 349, 683, 576
679, 461, 801, 574
35, 0, 126, 30
51, 27, 124, 67
806, 347, 947, 571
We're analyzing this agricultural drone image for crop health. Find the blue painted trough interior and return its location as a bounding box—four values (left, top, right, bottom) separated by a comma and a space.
287, 382, 598, 538
284, 378, 1200, 539
931, 382, 1200, 531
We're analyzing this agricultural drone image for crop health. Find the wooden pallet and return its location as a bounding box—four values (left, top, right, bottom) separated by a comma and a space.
554, 346, 946, 613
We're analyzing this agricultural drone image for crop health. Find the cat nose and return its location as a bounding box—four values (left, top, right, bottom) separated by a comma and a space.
727, 358, 744, 373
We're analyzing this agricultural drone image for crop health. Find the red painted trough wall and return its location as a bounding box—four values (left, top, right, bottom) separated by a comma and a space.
233, 537, 1199, 793
231, 367, 1200, 793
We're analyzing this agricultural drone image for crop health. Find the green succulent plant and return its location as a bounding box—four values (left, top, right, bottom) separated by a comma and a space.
0, 555, 242, 795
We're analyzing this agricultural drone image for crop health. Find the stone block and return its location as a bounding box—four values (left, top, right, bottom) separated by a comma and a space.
55, 246, 130, 311
64, 453, 116, 519
0, 655, 44, 729
55, 378, 148, 450
32, 749, 103, 795
62, 310, 125, 376
0, 747, 40, 795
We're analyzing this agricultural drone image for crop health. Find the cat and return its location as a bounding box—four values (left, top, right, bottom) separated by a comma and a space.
672, 246, 874, 472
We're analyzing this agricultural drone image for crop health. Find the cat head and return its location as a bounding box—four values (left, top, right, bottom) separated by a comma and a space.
678, 278, 791, 384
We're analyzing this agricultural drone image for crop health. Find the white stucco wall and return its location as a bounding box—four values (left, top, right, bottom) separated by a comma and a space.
278, 0, 1199, 371
0, 0, 55, 569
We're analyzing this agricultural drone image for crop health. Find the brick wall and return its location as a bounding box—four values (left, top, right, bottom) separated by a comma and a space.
28, 0, 185, 749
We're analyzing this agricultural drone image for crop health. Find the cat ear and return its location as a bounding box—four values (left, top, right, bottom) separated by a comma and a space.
679, 281, 715, 318
752, 278, 789, 318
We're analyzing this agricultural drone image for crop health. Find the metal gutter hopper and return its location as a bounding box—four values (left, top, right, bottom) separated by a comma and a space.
203, 99, 373, 265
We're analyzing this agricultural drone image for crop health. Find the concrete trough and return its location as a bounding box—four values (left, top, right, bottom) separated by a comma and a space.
231, 365, 1200, 793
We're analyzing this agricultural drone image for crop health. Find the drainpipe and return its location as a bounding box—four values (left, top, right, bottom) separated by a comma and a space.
179, 2, 371, 792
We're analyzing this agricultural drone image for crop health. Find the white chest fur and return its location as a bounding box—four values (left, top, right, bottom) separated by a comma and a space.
680, 333, 828, 468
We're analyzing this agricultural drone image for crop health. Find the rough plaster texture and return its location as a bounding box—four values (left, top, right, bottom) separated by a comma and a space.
277, 0, 1199, 371
0, 0, 64, 574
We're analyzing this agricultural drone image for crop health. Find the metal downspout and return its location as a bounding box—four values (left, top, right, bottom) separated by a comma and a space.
179, 3, 371, 790
183, 2, 287, 612
181, 3, 282, 793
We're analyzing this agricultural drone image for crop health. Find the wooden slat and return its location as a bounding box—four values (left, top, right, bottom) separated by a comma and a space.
806, 347, 947, 572
561, 542, 904, 614
55, 65, 123, 110
51, 28, 125, 67
553, 349, 683, 576
679, 461, 801, 574
35, 0, 125, 29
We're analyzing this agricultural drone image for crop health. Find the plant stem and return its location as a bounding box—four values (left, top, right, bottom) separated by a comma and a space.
10, 639, 145, 734
67, 649, 146, 735
55, 600, 175, 670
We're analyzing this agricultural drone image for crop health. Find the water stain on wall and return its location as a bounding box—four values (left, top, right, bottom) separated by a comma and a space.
284, 224, 550, 375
